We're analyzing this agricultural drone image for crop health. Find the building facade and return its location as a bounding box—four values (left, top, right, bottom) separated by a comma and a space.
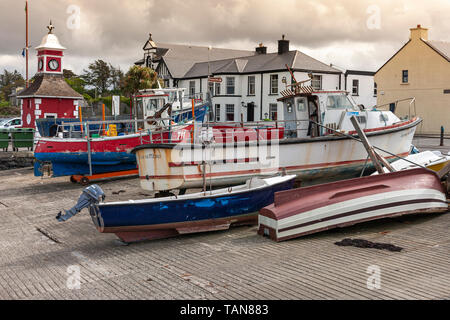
136, 35, 377, 123
17, 23, 82, 129
375, 25, 450, 134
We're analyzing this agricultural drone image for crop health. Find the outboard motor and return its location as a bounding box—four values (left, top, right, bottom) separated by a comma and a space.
56, 185, 105, 222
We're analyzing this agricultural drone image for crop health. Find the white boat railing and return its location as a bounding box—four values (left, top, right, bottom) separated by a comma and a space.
373, 97, 416, 119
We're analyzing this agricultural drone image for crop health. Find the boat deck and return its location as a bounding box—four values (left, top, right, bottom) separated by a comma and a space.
0, 165, 449, 300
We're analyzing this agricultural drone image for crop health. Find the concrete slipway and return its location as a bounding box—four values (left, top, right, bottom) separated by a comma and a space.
0, 137, 448, 300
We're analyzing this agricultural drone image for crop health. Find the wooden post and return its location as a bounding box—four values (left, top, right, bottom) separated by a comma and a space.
79, 104, 83, 134
102, 103, 106, 135
350, 116, 387, 175
440, 126, 444, 147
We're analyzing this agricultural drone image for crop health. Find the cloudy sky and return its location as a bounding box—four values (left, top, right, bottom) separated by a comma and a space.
0, 0, 449, 78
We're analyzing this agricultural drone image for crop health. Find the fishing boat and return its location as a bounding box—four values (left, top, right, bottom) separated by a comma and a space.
132, 86, 421, 192
33, 87, 209, 179
257, 168, 448, 242
57, 174, 296, 243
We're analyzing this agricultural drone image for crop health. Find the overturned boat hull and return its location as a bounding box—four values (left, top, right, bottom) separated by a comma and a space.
89, 175, 296, 242
258, 168, 448, 242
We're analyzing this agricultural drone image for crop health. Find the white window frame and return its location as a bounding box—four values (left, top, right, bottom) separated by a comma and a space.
226, 77, 235, 95
270, 74, 278, 95
226, 104, 235, 121
248, 76, 256, 96
215, 104, 221, 122
269, 104, 278, 121
311, 75, 322, 90
189, 80, 196, 97
352, 79, 359, 96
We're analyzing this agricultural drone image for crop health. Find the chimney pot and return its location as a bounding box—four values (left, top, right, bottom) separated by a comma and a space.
278, 35, 290, 55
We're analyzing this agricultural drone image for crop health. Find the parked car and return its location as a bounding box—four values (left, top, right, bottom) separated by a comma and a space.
0, 117, 22, 129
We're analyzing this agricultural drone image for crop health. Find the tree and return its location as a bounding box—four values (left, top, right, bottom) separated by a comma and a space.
82, 60, 111, 96
121, 65, 159, 97
0, 69, 25, 101
63, 69, 77, 79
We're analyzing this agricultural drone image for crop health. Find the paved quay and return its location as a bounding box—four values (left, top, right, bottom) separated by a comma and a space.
0, 136, 449, 300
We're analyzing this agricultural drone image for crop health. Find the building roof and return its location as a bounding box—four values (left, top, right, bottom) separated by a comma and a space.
135, 43, 254, 78
376, 38, 450, 74
425, 40, 450, 61
183, 50, 341, 79
345, 70, 375, 76
17, 74, 83, 99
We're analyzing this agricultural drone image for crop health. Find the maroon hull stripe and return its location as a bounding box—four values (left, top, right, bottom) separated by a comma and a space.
278, 198, 447, 233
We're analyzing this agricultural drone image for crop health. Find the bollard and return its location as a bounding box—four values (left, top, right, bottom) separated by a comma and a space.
440, 126, 444, 147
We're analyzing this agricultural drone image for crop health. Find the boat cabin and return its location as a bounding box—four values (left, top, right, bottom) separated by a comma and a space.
278, 90, 400, 139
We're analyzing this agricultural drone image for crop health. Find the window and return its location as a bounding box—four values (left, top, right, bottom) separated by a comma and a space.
374, 82, 377, 97
311, 75, 322, 90
226, 104, 235, 121
352, 79, 359, 96
297, 98, 307, 112
326, 95, 354, 110
215, 83, 221, 96
402, 70, 408, 83
215, 104, 220, 122
248, 76, 255, 95
269, 104, 278, 120
270, 75, 278, 94
208, 82, 214, 96
189, 81, 195, 97
226, 77, 235, 95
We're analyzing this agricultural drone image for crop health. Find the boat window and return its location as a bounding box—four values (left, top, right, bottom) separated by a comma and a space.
145, 98, 165, 112
326, 95, 354, 110
297, 99, 307, 112
356, 116, 366, 124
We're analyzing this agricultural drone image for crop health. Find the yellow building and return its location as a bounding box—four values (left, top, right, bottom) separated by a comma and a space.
375, 25, 450, 134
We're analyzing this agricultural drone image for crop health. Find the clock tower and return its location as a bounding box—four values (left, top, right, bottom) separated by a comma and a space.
17, 22, 82, 129
36, 21, 65, 74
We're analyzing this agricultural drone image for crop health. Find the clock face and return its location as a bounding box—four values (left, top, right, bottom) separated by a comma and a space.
38, 60, 43, 71
48, 59, 59, 71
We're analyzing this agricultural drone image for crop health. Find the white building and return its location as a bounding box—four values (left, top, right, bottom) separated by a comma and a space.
344, 70, 377, 108
136, 35, 377, 122
179, 37, 343, 122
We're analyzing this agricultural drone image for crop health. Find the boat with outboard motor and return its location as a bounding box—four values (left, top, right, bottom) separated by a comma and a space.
56, 174, 297, 243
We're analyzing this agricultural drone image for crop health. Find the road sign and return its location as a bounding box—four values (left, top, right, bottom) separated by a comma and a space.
208, 77, 222, 83
112, 95, 120, 116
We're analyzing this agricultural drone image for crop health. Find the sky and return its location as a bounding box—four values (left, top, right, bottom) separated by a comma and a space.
0, 0, 449, 78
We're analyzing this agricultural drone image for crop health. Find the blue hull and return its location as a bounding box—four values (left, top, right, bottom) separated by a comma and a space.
90, 177, 296, 241
34, 152, 137, 177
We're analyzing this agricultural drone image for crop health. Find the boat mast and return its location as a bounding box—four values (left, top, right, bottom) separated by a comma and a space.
25, 0, 29, 88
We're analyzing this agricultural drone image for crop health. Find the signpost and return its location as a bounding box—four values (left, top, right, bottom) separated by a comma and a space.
208, 77, 222, 83
112, 95, 120, 117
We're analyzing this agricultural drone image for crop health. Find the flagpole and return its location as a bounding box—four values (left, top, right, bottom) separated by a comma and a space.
25, 0, 29, 88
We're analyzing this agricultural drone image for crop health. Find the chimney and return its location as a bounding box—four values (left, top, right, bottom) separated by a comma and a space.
410, 24, 428, 41
255, 43, 267, 54
278, 34, 290, 55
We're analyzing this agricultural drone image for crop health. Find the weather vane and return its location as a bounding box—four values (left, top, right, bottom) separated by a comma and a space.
47, 20, 55, 34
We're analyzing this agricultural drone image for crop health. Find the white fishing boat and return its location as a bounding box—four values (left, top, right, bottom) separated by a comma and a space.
132, 85, 421, 192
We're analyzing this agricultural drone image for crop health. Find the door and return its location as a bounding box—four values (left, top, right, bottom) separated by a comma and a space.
247, 103, 254, 122
295, 97, 310, 138
283, 98, 297, 138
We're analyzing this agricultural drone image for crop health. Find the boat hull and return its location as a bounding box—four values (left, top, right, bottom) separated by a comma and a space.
133, 118, 421, 191
89, 175, 296, 242
258, 168, 448, 242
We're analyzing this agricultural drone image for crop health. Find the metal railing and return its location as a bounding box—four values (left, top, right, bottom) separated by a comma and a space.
373, 97, 416, 119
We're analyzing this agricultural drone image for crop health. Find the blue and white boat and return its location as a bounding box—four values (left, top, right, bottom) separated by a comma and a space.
87, 175, 296, 242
